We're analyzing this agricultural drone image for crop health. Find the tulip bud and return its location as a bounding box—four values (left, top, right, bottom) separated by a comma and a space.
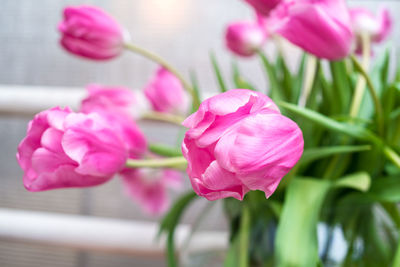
244, 0, 282, 16
144, 67, 189, 115
350, 8, 392, 44
181, 89, 304, 201
58, 6, 126, 60
270, 0, 354, 60
225, 21, 266, 57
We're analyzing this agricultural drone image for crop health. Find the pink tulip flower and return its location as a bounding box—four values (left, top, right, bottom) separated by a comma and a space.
350, 8, 392, 45
120, 168, 183, 216
58, 6, 126, 60
80, 87, 147, 159
81, 84, 136, 119
269, 0, 354, 60
17, 107, 129, 191
181, 89, 303, 201
144, 67, 189, 115
225, 21, 266, 57
244, 0, 282, 16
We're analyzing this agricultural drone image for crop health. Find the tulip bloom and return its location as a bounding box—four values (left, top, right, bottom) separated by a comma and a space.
120, 168, 183, 215
80, 87, 147, 159
225, 21, 266, 57
350, 8, 392, 45
81, 84, 136, 118
58, 6, 125, 60
182, 89, 303, 201
17, 107, 128, 191
244, 0, 282, 16
144, 67, 189, 115
269, 0, 354, 60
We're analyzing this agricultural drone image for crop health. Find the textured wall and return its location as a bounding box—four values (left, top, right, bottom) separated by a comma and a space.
0, 1, 399, 266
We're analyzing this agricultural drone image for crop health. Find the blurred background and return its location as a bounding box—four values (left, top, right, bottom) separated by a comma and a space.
0, 0, 399, 266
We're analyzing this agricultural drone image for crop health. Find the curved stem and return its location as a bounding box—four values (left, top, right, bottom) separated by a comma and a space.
349, 33, 371, 118
141, 112, 184, 126
126, 157, 187, 170
298, 55, 317, 107
350, 54, 384, 136
124, 43, 200, 109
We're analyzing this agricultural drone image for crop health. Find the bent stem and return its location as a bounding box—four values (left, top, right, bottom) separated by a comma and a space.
298, 55, 317, 107
350, 54, 384, 136
126, 157, 187, 170
349, 33, 371, 118
141, 112, 185, 126
124, 43, 200, 109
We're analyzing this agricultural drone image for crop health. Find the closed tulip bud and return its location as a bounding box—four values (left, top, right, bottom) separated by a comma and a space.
350, 8, 392, 44
58, 6, 126, 60
17, 107, 129, 191
244, 0, 282, 16
181, 89, 304, 201
225, 21, 266, 57
144, 67, 189, 115
270, 0, 354, 60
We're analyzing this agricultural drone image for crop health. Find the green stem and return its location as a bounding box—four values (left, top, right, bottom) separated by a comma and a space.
350, 54, 384, 136
148, 143, 183, 157
124, 43, 200, 109
349, 33, 371, 118
239, 204, 250, 267
141, 112, 184, 126
298, 55, 317, 107
125, 157, 187, 169
393, 238, 400, 267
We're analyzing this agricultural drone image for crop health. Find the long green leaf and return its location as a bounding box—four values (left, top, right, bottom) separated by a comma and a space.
190, 70, 202, 112
259, 51, 285, 101
232, 61, 256, 91
159, 191, 198, 267
149, 143, 183, 157
329, 60, 352, 113
275, 178, 331, 267
278, 101, 379, 143
334, 172, 371, 192
210, 52, 228, 92
300, 145, 371, 165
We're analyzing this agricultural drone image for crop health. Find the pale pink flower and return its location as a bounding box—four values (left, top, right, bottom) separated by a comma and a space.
268, 0, 354, 60
181, 89, 303, 201
225, 21, 267, 57
350, 7, 392, 50
144, 67, 189, 115
16, 107, 128, 191
58, 6, 125, 60
120, 168, 183, 216
244, 0, 283, 16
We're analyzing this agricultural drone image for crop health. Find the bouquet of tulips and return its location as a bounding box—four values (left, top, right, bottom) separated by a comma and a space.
16, 0, 400, 266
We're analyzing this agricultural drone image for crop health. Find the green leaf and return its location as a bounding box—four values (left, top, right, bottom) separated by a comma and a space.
329, 60, 352, 113
231, 61, 256, 91
224, 234, 240, 267
276, 55, 293, 101
300, 145, 371, 165
159, 191, 198, 267
210, 52, 228, 92
369, 176, 400, 202
334, 172, 371, 192
190, 70, 202, 112
258, 51, 285, 101
148, 143, 183, 157
278, 101, 379, 143
275, 178, 331, 267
